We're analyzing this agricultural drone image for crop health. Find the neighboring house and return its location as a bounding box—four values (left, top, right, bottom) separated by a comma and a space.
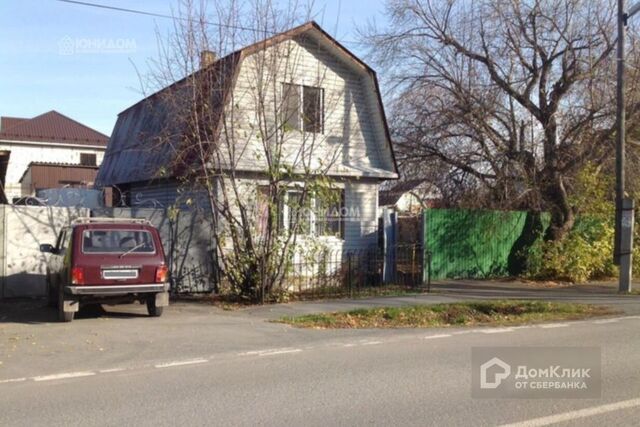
380, 179, 442, 214
0, 110, 108, 202
96, 22, 398, 251
19, 162, 99, 197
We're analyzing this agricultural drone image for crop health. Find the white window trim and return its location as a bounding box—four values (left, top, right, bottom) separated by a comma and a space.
280, 187, 343, 240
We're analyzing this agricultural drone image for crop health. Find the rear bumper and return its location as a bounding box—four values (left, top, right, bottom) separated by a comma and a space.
65, 283, 170, 295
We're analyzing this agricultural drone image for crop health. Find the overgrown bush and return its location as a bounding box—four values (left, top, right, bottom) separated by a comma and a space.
525, 164, 617, 283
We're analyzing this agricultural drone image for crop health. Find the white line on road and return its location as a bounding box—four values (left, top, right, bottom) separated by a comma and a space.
593, 318, 621, 324
423, 334, 452, 340
480, 328, 514, 334
500, 397, 640, 427
258, 349, 303, 356
239, 348, 303, 357
99, 368, 126, 373
33, 371, 96, 382
0, 377, 27, 384
538, 323, 569, 329
360, 341, 383, 346
154, 359, 208, 368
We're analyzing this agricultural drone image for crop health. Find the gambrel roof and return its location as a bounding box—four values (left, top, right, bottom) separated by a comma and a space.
96, 21, 397, 186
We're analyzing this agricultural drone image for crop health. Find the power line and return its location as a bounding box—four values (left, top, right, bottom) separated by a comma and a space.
54, 0, 363, 45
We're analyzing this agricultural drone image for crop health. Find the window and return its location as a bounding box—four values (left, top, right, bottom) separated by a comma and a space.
303, 86, 323, 133
266, 187, 344, 238
282, 83, 301, 131
281, 83, 324, 133
276, 190, 312, 235
315, 189, 344, 238
80, 153, 97, 166
81, 230, 155, 254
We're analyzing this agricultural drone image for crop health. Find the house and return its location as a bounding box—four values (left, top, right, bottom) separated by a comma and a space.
96, 22, 398, 251
0, 111, 109, 203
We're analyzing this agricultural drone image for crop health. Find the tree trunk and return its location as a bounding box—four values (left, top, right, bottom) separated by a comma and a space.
543, 175, 576, 241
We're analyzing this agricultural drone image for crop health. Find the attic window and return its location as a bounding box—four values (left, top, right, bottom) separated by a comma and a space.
282, 83, 324, 133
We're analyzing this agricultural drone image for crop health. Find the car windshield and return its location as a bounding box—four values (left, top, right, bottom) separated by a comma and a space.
81, 229, 155, 254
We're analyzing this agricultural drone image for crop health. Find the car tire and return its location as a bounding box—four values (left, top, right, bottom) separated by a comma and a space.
146, 297, 164, 317
58, 287, 75, 323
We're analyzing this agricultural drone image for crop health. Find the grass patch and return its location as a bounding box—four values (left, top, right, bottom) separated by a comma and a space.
276, 300, 617, 329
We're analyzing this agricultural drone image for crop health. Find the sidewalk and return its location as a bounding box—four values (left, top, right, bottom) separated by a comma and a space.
243, 280, 640, 320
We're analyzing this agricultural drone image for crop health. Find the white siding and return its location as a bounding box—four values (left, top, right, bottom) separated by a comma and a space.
0, 140, 105, 200
129, 177, 380, 252
343, 181, 379, 250
222, 37, 393, 177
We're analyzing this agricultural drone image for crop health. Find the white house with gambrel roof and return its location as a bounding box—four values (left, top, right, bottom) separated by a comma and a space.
96, 22, 398, 251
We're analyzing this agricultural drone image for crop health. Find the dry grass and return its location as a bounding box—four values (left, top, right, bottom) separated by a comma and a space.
276, 300, 617, 329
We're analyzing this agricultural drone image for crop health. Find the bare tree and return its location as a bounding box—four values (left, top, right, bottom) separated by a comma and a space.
365, 0, 640, 240
139, 0, 352, 300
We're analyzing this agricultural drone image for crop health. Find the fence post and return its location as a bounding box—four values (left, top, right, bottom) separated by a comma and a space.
348, 252, 353, 298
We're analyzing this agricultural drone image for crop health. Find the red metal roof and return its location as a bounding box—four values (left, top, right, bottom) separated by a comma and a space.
0, 116, 28, 131
0, 111, 108, 146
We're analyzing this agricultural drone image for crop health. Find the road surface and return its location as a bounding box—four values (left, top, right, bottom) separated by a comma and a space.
1, 296, 640, 426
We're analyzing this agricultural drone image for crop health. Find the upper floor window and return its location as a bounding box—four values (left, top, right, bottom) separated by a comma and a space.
80, 153, 97, 166
282, 83, 324, 133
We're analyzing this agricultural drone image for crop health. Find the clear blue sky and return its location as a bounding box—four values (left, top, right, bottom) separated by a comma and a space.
0, 0, 386, 136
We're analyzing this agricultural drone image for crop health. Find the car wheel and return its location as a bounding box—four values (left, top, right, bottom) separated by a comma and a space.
58, 287, 75, 323
146, 296, 164, 317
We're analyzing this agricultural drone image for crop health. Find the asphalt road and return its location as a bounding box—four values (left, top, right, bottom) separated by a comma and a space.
2, 295, 640, 426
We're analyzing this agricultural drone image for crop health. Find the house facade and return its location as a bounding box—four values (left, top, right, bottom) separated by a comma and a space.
96, 22, 398, 252
0, 111, 108, 202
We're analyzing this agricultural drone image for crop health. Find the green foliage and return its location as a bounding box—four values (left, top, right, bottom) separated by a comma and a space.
525, 164, 617, 283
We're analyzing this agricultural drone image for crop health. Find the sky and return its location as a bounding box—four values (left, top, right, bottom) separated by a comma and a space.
0, 0, 388, 136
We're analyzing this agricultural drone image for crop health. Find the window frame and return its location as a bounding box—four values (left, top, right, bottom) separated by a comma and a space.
281, 83, 324, 134
80, 229, 157, 255
79, 152, 97, 166
275, 187, 344, 240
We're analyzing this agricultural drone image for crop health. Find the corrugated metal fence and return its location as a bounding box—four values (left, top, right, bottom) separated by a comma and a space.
423, 209, 548, 280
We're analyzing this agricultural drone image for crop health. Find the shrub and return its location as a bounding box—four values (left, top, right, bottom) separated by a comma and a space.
525, 164, 617, 283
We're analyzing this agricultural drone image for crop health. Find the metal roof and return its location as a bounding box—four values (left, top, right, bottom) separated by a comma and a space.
96, 21, 398, 186
0, 111, 109, 146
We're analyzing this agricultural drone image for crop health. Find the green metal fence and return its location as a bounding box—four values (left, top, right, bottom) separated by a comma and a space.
423, 209, 548, 280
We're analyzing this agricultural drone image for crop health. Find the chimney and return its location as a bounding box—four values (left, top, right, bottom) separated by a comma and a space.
200, 50, 217, 68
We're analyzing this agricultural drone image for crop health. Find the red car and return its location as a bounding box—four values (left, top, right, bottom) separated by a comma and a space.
41, 218, 170, 322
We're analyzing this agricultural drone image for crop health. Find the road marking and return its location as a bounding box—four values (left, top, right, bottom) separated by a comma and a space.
239, 348, 303, 357
500, 397, 640, 427
154, 359, 208, 368
361, 341, 383, 346
0, 377, 27, 384
99, 368, 126, 373
33, 371, 96, 382
423, 334, 452, 340
258, 349, 303, 356
480, 328, 513, 334
538, 323, 569, 329
594, 318, 621, 324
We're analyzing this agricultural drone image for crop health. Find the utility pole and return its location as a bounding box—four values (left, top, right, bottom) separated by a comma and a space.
615, 0, 639, 292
